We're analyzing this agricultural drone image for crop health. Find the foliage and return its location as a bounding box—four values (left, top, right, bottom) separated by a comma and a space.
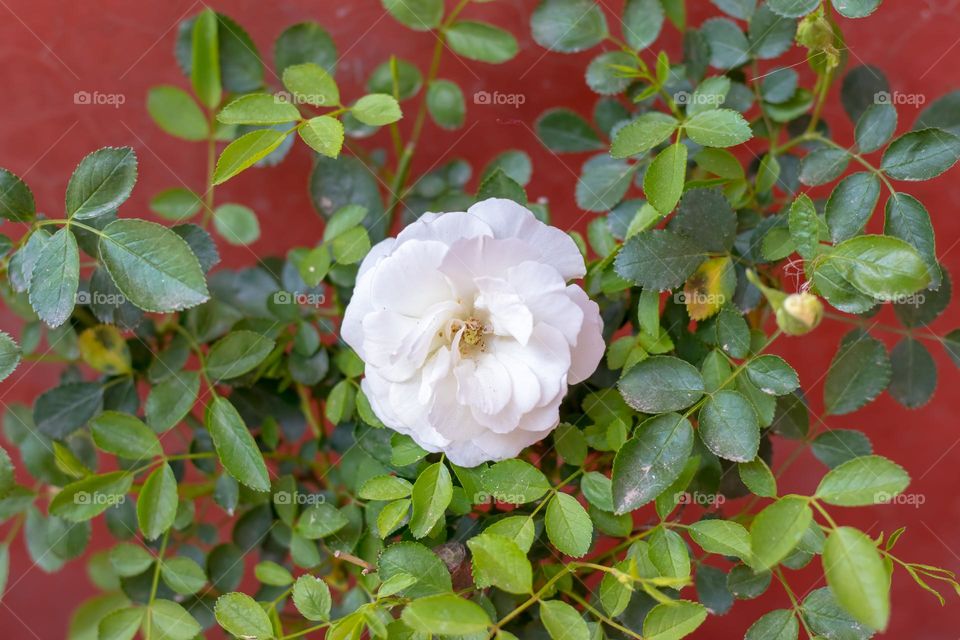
1, 1, 959, 639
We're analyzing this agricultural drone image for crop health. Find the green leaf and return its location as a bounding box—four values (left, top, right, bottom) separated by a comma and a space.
536, 108, 603, 153
213, 203, 261, 245
426, 80, 465, 129
816, 455, 910, 506
274, 22, 337, 75
161, 556, 207, 595
884, 193, 939, 288
138, 463, 178, 540
296, 503, 349, 539
409, 462, 452, 538
545, 492, 593, 557
823, 330, 891, 415
98, 607, 143, 640
28, 228, 79, 328
150, 188, 202, 221
612, 413, 694, 513
739, 458, 778, 498
618, 355, 704, 413
688, 519, 753, 562
191, 9, 222, 109
99, 219, 209, 312
205, 396, 270, 492
767, 0, 818, 17
615, 229, 706, 291
205, 330, 275, 381
0, 168, 35, 221
34, 381, 103, 439
644, 143, 688, 214
699, 390, 759, 463
800, 148, 850, 186
825, 235, 931, 301
215, 592, 274, 639
478, 169, 527, 205
746, 355, 799, 396
331, 225, 371, 265
748, 4, 796, 59
831, 0, 881, 17
66, 147, 138, 221
540, 600, 590, 640
888, 337, 937, 408
467, 533, 532, 594
485, 516, 536, 553
811, 429, 873, 469
382, 0, 443, 30
149, 599, 201, 640
378, 542, 452, 598
481, 459, 551, 504
701, 17, 750, 69
825, 172, 881, 243
348, 94, 400, 129
445, 21, 518, 63
586, 50, 635, 95
90, 411, 162, 458
147, 86, 209, 141
685, 109, 753, 147
788, 193, 820, 259
50, 471, 133, 522
531, 0, 608, 53
750, 496, 812, 569
146, 371, 200, 433
401, 595, 491, 635
359, 475, 413, 501
610, 112, 678, 158
293, 575, 331, 621
255, 561, 293, 586
218, 93, 301, 125
575, 156, 637, 212
623, 0, 665, 50
212, 129, 289, 184
109, 543, 153, 576
855, 103, 897, 153
823, 527, 890, 630
802, 587, 875, 639
643, 600, 708, 640
744, 609, 799, 640
881, 128, 960, 181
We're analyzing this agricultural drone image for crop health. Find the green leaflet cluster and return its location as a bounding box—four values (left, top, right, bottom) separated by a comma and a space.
1, 1, 960, 639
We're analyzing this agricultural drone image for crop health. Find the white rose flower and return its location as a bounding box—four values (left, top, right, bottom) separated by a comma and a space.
341, 198, 604, 467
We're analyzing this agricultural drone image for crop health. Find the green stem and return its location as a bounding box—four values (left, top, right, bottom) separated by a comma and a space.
145, 529, 171, 640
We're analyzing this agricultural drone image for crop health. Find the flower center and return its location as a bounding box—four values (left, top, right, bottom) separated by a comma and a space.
443, 316, 488, 356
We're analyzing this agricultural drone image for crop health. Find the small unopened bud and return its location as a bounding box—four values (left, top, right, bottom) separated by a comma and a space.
777, 292, 824, 336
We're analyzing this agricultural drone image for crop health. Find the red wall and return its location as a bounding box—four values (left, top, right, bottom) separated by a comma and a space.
1, 0, 959, 636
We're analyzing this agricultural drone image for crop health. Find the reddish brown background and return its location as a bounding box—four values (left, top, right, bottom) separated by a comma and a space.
1, 0, 959, 637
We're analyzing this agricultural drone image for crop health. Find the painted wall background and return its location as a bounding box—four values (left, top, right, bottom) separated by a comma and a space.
1, 0, 959, 636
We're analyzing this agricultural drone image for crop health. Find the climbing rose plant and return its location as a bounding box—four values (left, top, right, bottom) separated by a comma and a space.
1, 1, 959, 638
